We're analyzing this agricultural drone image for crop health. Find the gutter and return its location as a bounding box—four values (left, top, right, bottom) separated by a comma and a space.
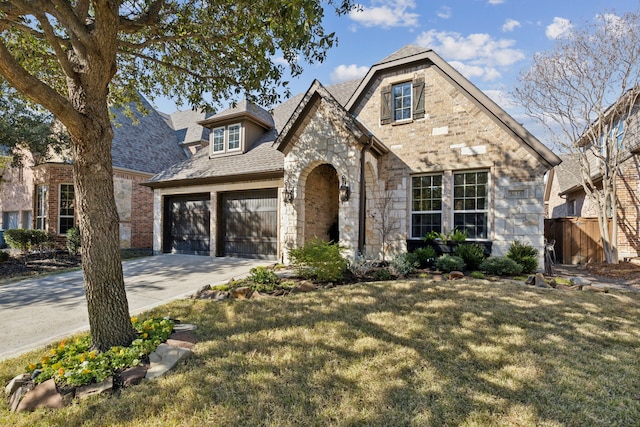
358, 136, 373, 254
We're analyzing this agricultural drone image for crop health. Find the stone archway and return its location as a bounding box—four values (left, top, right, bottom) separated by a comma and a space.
304, 164, 339, 242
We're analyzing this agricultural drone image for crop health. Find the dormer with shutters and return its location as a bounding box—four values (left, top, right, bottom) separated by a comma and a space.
197, 100, 274, 157
380, 77, 425, 125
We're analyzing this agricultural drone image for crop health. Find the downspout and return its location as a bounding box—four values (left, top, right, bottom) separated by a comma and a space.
358, 136, 373, 254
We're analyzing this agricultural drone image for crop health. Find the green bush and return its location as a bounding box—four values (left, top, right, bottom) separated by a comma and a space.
507, 240, 539, 274
288, 238, 348, 282
435, 254, 466, 273
471, 271, 485, 279
412, 246, 437, 268
66, 227, 81, 256
0, 251, 10, 263
373, 268, 392, 281
479, 256, 524, 276
3, 228, 51, 253
454, 243, 486, 270
391, 252, 419, 277
450, 228, 468, 243
248, 266, 280, 286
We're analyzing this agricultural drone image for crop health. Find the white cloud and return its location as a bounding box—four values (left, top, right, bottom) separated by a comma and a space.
546, 17, 573, 39
488, 0, 505, 4
349, 0, 419, 29
331, 64, 369, 83
437, 6, 452, 19
415, 29, 525, 81
502, 18, 521, 32
483, 89, 517, 109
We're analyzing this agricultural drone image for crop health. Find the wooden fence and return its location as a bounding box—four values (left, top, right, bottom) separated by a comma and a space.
544, 217, 612, 264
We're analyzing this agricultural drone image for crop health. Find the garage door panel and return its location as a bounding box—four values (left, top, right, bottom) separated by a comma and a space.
221, 190, 277, 259
164, 195, 210, 255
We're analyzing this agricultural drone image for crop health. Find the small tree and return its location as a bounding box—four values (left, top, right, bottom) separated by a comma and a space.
372, 189, 400, 262
514, 10, 640, 264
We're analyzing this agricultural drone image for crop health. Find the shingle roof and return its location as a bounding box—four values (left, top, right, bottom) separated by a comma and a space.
166, 110, 212, 146
554, 153, 583, 194
375, 45, 430, 65
202, 99, 274, 129
111, 97, 188, 174
146, 79, 362, 186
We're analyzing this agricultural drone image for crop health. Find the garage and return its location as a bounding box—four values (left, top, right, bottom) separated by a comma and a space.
220, 189, 278, 259
163, 194, 211, 255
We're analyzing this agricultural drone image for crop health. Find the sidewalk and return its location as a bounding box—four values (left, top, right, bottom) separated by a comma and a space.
0, 254, 268, 361
551, 264, 640, 293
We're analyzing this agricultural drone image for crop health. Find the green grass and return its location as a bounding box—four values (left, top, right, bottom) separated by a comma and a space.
1, 278, 639, 426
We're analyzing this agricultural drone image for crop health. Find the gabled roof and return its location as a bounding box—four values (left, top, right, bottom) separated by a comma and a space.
111, 96, 188, 174
198, 99, 274, 130
165, 109, 212, 147
275, 79, 388, 157
346, 44, 562, 169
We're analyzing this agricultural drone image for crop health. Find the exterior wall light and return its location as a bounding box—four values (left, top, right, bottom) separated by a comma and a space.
283, 186, 294, 204
339, 175, 350, 202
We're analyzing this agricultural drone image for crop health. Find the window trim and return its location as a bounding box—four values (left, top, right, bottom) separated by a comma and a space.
35, 184, 47, 230
210, 122, 243, 156
58, 183, 75, 235
410, 174, 443, 239
227, 123, 242, 152
452, 170, 490, 240
392, 81, 413, 122
211, 126, 225, 153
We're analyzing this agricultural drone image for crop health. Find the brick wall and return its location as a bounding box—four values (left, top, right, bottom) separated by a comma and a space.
616, 156, 640, 258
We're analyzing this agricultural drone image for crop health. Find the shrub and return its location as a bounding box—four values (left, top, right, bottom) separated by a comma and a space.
3, 229, 51, 253
66, 227, 81, 256
0, 251, 10, 263
479, 256, 524, 276
507, 240, 539, 274
471, 271, 485, 279
412, 246, 437, 268
391, 252, 419, 277
435, 254, 466, 273
248, 266, 280, 286
454, 243, 486, 270
373, 268, 392, 281
350, 251, 377, 278
288, 238, 348, 282
450, 228, 468, 243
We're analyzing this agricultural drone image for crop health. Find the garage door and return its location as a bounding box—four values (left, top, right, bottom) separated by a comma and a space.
163, 194, 210, 255
220, 189, 277, 259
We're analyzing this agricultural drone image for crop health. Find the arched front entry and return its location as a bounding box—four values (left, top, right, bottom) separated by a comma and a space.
304, 164, 339, 242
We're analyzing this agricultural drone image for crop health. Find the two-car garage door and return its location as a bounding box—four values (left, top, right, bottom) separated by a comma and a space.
164, 189, 277, 259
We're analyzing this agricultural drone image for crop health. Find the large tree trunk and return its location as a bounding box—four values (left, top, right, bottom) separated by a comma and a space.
71, 97, 137, 351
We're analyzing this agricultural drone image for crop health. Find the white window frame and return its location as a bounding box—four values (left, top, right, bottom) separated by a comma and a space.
210, 123, 243, 155
58, 183, 75, 235
36, 185, 47, 230
452, 170, 490, 240
410, 174, 443, 239
392, 82, 412, 122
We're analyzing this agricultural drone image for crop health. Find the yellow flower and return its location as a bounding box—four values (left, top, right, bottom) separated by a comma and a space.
50, 348, 57, 355
79, 354, 86, 363
58, 340, 66, 350
28, 363, 37, 371
58, 368, 65, 376
142, 333, 148, 339
81, 369, 91, 375
130, 317, 138, 323
41, 356, 50, 365
88, 351, 97, 359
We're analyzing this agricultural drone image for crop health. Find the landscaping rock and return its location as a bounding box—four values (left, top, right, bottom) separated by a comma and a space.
449, 271, 464, 280
230, 286, 251, 299
146, 343, 192, 380
250, 290, 266, 299
272, 289, 287, 296
173, 323, 197, 332
166, 338, 196, 350
169, 330, 199, 344
555, 284, 573, 291
548, 278, 557, 288
525, 275, 535, 285
5, 373, 31, 396
9, 384, 32, 412
120, 366, 148, 387
76, 377, 113, 400
534, 273, 551, 288
192, 284, 211, 299
16, 379, 64, 412
570, 277, 592, 286
292, 281, 316, 293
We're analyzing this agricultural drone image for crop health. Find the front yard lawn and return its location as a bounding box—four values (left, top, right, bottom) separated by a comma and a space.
1, 278, 639, 426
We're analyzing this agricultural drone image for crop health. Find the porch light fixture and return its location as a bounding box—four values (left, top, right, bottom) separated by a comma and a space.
283, 186, 294, 204
339, 175, 350, 202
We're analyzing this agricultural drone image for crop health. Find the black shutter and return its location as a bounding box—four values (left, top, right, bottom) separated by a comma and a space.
380, 85, 392, 125
412, 78, 425, 119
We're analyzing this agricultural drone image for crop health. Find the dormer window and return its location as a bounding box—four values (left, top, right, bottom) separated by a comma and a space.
380, 77, 425, 125
211, 123, 243, 155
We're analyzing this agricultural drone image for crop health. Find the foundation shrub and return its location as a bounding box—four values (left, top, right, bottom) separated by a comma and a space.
289, 238, 348, 282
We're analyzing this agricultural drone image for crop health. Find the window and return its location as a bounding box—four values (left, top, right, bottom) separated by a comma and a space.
2, 211, 19, 229
210, 123, 242, 155
212, 127, 225, 153
380, 78, 425, 125
393, 82, 412, 121
59, 184, 75, 234
453, 171, 488, 239
21, 211, 32, 229
411, 175, 442, 238
567, 199, 576, 216
36, 185, 47, 230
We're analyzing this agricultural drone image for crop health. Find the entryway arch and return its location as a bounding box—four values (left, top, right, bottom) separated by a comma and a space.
303, 163, 339, 243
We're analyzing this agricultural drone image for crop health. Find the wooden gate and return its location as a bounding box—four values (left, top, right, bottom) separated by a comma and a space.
544, 217, 612, 264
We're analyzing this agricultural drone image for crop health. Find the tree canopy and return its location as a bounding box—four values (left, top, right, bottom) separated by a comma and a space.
514, 10, 640, 263
0, 0, 355, 350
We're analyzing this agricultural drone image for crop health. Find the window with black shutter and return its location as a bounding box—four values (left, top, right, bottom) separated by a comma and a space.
380, 77, 426, 124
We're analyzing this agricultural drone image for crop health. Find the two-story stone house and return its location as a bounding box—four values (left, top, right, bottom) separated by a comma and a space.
146, 45, 561, 262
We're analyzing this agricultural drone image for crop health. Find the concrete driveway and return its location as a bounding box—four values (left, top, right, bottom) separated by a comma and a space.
0, 254, 267, 361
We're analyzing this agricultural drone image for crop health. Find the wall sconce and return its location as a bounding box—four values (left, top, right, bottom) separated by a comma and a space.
339, 175, 350, 202
283, 186, 294, 204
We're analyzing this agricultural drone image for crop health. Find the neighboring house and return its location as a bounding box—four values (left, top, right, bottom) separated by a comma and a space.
545, 106, 640, 261
146, 45, 561, 262
0, 96, 207, 249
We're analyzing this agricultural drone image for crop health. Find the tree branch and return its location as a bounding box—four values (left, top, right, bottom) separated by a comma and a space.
118, 0, 165, 33
34, 12, 77, 79
49, 0, 94, 47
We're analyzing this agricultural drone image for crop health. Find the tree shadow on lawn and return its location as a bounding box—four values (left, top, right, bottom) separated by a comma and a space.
8, 279, 640, 426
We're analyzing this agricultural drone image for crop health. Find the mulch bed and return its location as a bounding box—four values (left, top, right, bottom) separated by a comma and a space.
0, 251, 81, 281
585, 261, 640, 280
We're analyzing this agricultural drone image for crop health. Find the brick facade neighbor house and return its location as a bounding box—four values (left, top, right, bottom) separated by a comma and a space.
146, 46, 561, 262
0, 97, 208, 249
545, 103, 640, 262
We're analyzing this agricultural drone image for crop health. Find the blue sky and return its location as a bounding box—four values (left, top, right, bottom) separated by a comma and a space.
152, 0, 640, 128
